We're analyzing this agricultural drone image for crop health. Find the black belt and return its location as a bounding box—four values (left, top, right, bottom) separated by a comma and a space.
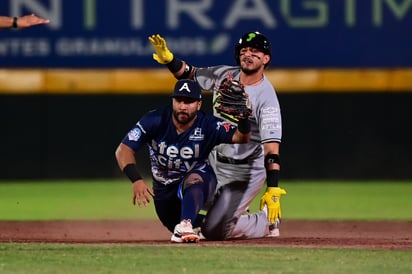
216, 154, 249, 165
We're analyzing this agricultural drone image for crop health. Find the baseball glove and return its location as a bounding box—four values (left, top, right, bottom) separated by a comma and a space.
214, 78, 252, 121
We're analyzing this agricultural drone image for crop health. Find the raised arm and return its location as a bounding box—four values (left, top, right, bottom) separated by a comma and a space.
149, 34, 196, 80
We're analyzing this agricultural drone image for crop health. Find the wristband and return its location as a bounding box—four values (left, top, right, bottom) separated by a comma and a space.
265, 153, 280, 166
123, 163, 142, 183
166, 57, 183, 74
237, 118, 250, 134
177, 63, 193, 80
266, 169, 279, 187
12, 17, 18, 29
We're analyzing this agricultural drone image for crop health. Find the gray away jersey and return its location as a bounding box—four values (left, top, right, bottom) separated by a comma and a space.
194, 65, 282, 160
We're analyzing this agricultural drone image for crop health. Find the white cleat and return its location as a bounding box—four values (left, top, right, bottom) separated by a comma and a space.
263, 205, 281, 237
193, 227, 206, 240
267, 226, 280, 237
171, 219, 200, 243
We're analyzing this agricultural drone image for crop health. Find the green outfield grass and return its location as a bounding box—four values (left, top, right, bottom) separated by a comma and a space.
0, 180, 411, 220
0, 180, 411, 274
0, 243, 411, 274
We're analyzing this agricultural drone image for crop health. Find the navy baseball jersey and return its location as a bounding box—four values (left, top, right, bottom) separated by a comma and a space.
122, 105, 237, 185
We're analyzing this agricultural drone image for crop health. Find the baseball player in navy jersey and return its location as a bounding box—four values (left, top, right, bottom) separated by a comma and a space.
149, 31, 287, 240
115, 79, 251, 243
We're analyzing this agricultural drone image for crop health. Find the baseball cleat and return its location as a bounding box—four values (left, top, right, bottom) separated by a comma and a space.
267, 219, 280, 237
267, 227, 280, 237
193, 227, 206, 240
262, 205, 281, 237
171, 219, 200, 243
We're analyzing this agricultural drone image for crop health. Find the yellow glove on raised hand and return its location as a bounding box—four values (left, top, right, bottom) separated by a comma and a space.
148, 34, 174, 64
259, 187, 287, 224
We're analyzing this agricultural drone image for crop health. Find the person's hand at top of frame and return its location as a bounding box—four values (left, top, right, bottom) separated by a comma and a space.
148, 34, 174, 64
1, 14, 50, 29
16, 14, 50, 29
132, 179, 154, 207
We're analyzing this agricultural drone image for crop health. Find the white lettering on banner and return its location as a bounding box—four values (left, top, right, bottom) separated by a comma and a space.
54, 37, 215, 56
281, 0, 327, 27
164, 37, 209, 54
7, 0, 412, 30
0, 39, 50, 56
345, 0, 412, 27
224, 0, 276, 28
345, 0, 356, 26
168, 0, 214, 29
84, 0, 96, 30
146, 0, 412, 28
11, 0, 61, 29
55, 38, 153, 56
373, 0, 412, 26
131, 0, 144, 28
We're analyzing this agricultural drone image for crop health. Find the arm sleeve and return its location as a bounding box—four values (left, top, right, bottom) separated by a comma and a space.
256, 82, 282, 143
194, 65, 236, 92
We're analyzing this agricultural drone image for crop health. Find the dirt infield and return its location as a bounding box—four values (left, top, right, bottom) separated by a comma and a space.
1, 220, 411, 249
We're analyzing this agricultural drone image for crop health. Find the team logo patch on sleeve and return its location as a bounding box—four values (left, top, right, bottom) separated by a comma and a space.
216, 121, 234, 132
127, 128, 141, 141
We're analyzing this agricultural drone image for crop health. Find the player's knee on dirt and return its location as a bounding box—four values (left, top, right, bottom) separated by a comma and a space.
202, 181, 248, 240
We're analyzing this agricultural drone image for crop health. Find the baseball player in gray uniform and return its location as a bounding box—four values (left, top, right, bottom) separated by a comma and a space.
149, 31, 287, 240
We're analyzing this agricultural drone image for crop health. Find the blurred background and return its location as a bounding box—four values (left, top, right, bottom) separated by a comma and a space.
1, 0, 411, 181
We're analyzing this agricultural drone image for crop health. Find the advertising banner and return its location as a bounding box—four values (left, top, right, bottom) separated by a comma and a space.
1, 0, 411, 68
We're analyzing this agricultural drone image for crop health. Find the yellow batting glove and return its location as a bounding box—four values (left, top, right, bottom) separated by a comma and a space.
148, 34, 174, 64
259, 187, 287, 224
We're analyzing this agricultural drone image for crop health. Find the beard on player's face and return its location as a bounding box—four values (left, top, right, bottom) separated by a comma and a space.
240, 59, 262, 75
241, 66, 260, 75
240, 52, 267, 74
173, 110, 197, 125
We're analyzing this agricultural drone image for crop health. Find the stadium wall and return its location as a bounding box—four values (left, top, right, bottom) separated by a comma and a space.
1, 88, 411, 180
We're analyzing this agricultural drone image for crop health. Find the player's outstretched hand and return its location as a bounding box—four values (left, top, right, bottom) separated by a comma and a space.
259, 187, 287, 224
148, 34, 174, 64
16, 14, 50, 29
132, 180, 154, 207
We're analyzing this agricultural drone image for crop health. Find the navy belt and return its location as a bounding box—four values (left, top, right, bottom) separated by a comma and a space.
216, 154, 249, 165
